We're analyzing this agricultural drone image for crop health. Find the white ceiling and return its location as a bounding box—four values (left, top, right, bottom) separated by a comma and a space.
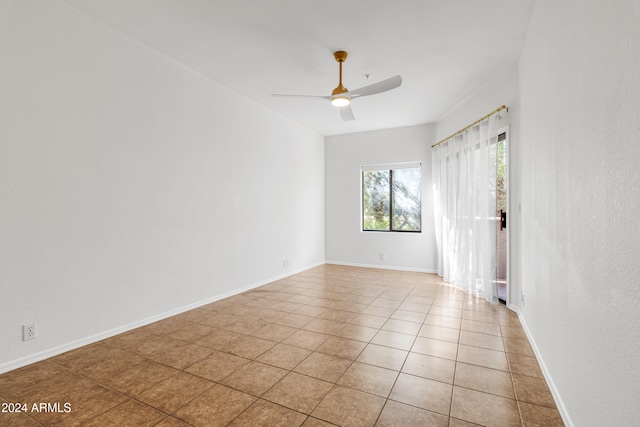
61, 0, 535, 136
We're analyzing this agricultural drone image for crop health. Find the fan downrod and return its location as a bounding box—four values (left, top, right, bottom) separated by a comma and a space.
332, 51, 349, 96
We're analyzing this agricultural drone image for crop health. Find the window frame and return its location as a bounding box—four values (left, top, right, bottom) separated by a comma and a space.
361, 163, 422, 233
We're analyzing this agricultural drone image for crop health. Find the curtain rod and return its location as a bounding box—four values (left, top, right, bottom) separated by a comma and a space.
431, 105, 509, 148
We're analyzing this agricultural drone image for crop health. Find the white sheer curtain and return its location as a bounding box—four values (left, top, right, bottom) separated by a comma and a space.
432, 114, 503, 303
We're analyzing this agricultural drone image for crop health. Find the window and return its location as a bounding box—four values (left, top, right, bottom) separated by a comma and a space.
362, 163, 421, 232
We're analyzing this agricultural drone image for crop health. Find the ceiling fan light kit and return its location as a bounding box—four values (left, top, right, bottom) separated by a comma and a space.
331, 96, 350, 107
272, 50, 402, 121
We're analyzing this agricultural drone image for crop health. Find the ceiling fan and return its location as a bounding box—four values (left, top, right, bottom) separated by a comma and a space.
271, 51, 402, 121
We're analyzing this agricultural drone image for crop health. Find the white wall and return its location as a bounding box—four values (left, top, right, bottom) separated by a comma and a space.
435, 66, 522, 309
518, 1, 640, 425
0, 1, 325, 371
325, 125, 438, 272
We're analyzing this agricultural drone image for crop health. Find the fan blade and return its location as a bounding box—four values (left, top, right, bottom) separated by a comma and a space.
347, 75, 402, 98
340, 104, 355, 121
271, 94, 330, 99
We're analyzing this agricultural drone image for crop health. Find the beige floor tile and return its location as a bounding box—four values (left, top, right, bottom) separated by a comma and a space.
185, 350, 251, 381
403, 295, 433, 304
153, 416, 192, 427
80, 399, 166, 427
389, 373, 453, 415
318, 308, 358, 321
50, 343, 124, 374
370, 298, 402, 309
316, 336, 367, 360
303, 416, 340, 426
174, 385, 256, 427
98, 357, 178, 396
360, 305, 396, 317
463, 299, 495, 312
293, 352, 353, 383
221, 361, 288, 396
302, 318, 344, 334
283, 329, 330, 350
11, 371, 127, 426
412, 336, 458, 360
454, 362, 515, 399
102, 329, 160, 352
450, 386, 520, 427
256, 343, 312, 370
348, 313, 388, 329
447, 417, 483, 426
512, 373, 556, 408
429, 306, 463, 318
418, 324, 460, 343
272, 301, 305, 313
136, 371, 214, 413
0, 361, 69, 398
249, 323, 298, 342
337, 362, 398, 397
334, 324, 379, 342
371, 330, 416, 351
142, 318, 191, 336
375, 400, 449, 427
136, 335, 213, 369
402, 352, 456, 383
397, 301, 431, 314
459, 330, 505, 352
229, 399, 307, 426
257, 309, 290, 323
381, 319, 422, 335
356, 344, 408, 371
390, 309, 427, 323
262, 372, 333, 414
165, 322, 217, 342
196, 312, 243, 328
461, 319, 502, 336
518, 401, 565, 426
437, 291, 466, 301
503, 337, 535, 357
462, 309, 499, 324
343, 294, 376, 305
195, 328, 244, 350
274, 313, 315, 329
0, 399, 42, 427
294, 305, 327, 318
424, 314, 462, 329
507, 353, 544, 378
287, 294, 315, 304
457, 344, 509, 371
311, 386, 386, 427
501, 324, 529, 340
226, 335, 276, 359
432, 300, 465, 310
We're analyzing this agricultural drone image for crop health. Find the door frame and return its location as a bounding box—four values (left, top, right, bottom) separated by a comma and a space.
497, 124, 510, 305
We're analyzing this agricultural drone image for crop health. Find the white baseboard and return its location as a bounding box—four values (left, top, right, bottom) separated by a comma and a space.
0, 261, 324, 375
325, 260, 438, 274
509, 305, 573, 427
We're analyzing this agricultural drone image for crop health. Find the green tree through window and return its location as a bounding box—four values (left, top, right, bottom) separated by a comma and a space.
362, 165, 421, 232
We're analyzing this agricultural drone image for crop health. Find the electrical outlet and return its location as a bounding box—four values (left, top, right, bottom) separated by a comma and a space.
520, 292, 525, 307
283, 259, 289, 267
379, 253, 385, 261
23, 323, 37, 341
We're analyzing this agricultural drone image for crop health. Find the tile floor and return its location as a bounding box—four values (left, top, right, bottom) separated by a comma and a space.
0, 265, 565, 426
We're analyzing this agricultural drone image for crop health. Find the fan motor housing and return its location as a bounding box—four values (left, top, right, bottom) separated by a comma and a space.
332, 83, 348, 95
